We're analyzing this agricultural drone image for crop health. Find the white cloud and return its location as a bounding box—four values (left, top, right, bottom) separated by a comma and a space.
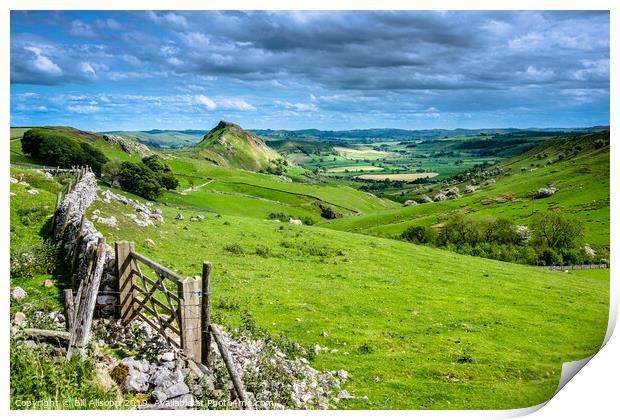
146, 11, 188, 30
67, 105, 100, 114
80, 62, 96, 76
24, 46, 61, 75
218, 98, 256, 111
508, 32, 543, 50
193, 95, 217, 110
191, 95, 255, 111
95, 18, 122, 30
574, 59, 609, 80
275, 100, 318, 111
482, 19, 512, 36
181, 32, 210, 48
524, 65, 554, 80
69, 20, 97, 38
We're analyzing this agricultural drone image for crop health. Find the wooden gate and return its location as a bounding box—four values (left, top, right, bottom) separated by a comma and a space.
115, 241, 201, 360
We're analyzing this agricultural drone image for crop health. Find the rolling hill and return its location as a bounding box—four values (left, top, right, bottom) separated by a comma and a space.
194, 121, 282, 171
102, 129, 207, 148
9, 124, 610, 409
322, 131, 610, 248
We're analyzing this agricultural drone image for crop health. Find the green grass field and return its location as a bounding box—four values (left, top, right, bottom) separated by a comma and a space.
88, 196, 608, 409
9, 126, 611, 410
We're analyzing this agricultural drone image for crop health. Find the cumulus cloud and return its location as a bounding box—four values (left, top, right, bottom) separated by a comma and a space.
22, 46, 61, 75
193, 94, 217, 110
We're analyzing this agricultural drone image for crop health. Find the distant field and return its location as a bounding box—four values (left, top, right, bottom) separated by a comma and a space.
334, 146, 396, 160
357, 172, 439, 181
327, 165, 385, 173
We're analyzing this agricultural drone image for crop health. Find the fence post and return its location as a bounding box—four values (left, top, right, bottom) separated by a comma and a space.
51, 190, 63, 231
201, 262, 212, 367
179, 276, 201, 361
116, 241, 137, 321
63, 289, 75, 332
67, 237, 106, 360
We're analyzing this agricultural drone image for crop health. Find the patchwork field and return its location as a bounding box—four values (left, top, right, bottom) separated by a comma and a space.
356, 172, 439, 181
324, 132, 610, 248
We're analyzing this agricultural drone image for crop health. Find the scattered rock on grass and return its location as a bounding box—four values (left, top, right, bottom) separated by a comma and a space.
12, 312, 27, 326
11, 287, 27, 301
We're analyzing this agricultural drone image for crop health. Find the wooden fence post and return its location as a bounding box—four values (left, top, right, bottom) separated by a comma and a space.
210, 324, 252, 409
63, 289, 75, 332
66, 237, 106, 360
179, 276, 201, 361
116, 241, 137, 321
51, 190, 63, 231
201, 262, 212, 367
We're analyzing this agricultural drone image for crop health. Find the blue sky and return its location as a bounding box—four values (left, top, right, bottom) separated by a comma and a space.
10, 10, 610, 131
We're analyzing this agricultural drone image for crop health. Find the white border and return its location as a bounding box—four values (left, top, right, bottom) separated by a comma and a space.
2, 1, 617, 419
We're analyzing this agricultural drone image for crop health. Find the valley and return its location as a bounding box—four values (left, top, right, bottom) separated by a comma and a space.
9, 121, 610, 409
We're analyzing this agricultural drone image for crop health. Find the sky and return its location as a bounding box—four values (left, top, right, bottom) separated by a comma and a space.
10, 10, 610, 131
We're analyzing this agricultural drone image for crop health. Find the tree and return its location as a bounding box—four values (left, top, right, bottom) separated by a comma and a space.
142, 154, 169, 173
117, 161, 163, 200
531, 211, 584, 250
140, 154, 178, 190
159, 172, 179, 190
21, 128, 108, 174
487, 218, 521, 245
101, 159, 123, 187
439, 214, 483, 246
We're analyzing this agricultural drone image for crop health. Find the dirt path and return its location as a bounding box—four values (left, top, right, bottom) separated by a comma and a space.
181, 179, 213, 193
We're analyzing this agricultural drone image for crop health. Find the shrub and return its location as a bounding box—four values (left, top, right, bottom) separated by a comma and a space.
401, 225, 437, 244
539, 248, 563, 265
265, 158, 289, 175
357, 343, 374, 354
223, 243, 245, 255
319, 204, 342, 219
255, 245, 272, 257
21, 128, 108, 175
268, 212, 289, 221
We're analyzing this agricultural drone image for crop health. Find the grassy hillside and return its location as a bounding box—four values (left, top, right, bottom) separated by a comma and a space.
194, 121, 282, 171
10, 126, 399, 222
9, 124, 610, 410
102, 129, 206, 148
323, 131, 610, 247
90, 193, 609, 409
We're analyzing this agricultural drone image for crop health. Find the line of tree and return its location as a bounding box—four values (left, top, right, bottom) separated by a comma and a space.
20, 128, 109, 175
102, 155, 179, 201
400, 212, 603, 266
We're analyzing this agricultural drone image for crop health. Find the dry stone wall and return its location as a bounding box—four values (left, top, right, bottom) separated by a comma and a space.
55, 172, 118, 317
